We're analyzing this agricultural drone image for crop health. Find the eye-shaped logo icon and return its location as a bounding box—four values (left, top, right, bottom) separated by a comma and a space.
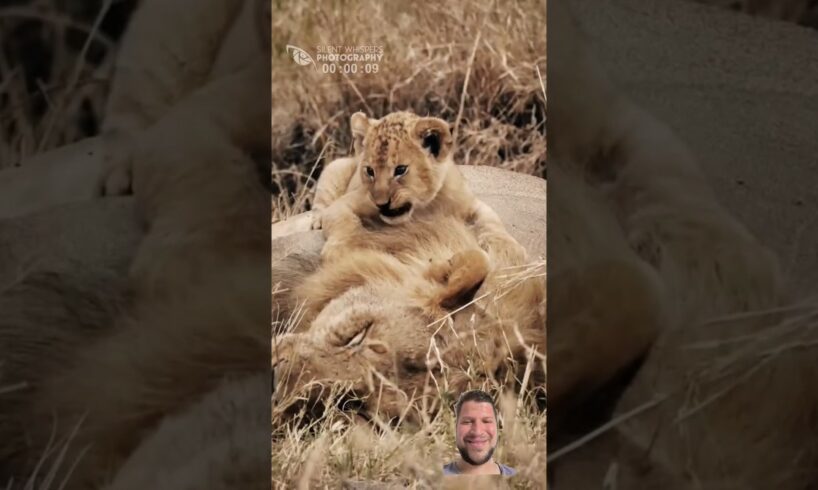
286, 45, 317, 70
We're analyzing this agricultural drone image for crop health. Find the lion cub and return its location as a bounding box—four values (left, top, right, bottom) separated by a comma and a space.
311, 111, 512, 263
312, 111, 480, 227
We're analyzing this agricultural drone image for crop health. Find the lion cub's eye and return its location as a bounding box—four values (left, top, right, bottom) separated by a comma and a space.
394, 165, 408, 177
365, 166, 375, 179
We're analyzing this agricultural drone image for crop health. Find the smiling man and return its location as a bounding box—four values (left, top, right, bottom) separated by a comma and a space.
443, 390, 517, 476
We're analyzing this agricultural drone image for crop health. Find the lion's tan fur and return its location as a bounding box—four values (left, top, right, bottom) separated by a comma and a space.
303, 111, 529, 319
273, 213, 545, 421
274, 111, 545, 420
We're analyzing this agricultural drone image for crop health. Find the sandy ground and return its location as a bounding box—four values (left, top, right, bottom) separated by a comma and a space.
571, 0, 818, 295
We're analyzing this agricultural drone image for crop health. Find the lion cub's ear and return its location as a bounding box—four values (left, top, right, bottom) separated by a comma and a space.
350, 112, 371, 155
427, 250, 489, 310
413, 117, 453, 161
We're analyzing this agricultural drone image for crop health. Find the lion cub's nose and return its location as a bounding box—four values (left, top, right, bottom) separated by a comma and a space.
376, 199, 392, 212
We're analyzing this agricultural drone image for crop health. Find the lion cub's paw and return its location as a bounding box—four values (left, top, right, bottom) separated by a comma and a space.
468, 199, 502, 226
429, 249, 491, 310
317, 198, 362, 237
97, 131, 135, 197
310, 210, 324, 231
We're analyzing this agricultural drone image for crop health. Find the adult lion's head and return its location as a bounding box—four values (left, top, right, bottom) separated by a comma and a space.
272, 251, 543, 423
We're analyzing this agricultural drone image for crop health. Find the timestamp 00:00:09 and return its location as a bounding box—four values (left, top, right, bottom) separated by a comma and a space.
320, 63, 379, 74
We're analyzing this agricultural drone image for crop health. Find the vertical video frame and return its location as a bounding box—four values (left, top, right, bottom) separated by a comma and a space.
271, 0, 547, 487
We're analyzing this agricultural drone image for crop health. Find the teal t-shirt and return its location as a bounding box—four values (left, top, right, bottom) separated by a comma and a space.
442, 462, 517, 476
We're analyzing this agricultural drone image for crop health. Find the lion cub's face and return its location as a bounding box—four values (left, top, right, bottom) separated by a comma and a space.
350, 111, 454, 225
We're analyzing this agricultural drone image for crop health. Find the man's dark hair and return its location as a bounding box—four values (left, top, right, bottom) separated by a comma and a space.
454, 389, 498, 422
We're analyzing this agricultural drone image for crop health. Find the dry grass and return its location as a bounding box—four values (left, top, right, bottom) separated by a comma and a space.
270, 0, 546, 220
672, 297, 818, 420
0, 0, 137, 168
547, 297, 818, 486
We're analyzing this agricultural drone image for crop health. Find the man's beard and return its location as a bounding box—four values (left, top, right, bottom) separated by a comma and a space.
457, 442, 496, 466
